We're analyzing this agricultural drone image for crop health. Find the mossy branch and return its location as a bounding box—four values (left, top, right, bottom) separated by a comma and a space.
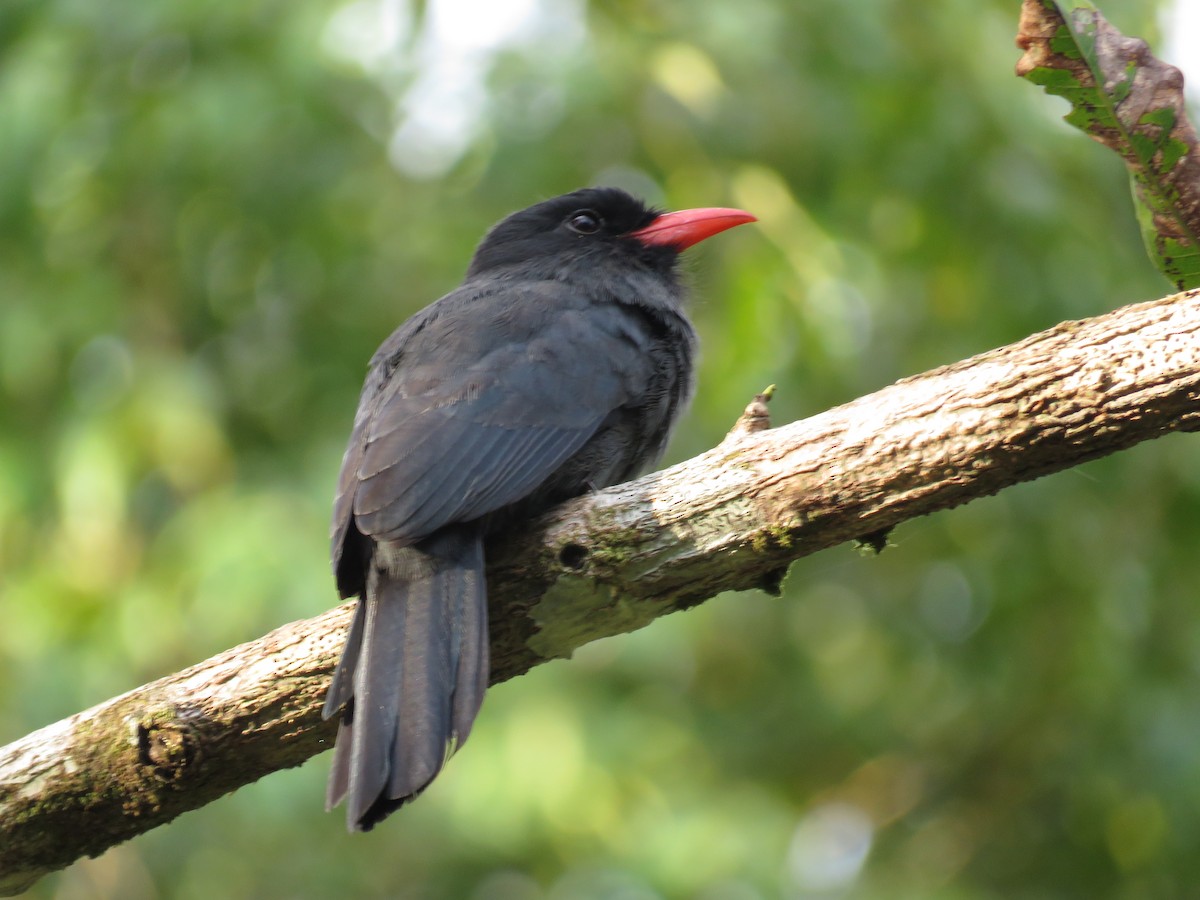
3, 289, 1200, 894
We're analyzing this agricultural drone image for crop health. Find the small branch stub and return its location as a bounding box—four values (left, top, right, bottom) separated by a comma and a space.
726, 384, 776, 439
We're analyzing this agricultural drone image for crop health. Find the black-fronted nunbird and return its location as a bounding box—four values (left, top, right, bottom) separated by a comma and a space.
324, 187, 755, 830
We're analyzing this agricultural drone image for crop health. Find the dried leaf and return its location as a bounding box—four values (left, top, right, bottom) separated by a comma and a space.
1016, 0, 1200, 289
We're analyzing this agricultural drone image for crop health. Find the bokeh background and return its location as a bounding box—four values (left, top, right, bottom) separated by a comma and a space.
2, 0, 1198, 896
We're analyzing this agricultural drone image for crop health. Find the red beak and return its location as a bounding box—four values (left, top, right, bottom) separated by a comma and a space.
628, 207, 757, 251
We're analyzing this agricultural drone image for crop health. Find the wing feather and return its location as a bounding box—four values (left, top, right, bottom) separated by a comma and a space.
337, 278, 659, 548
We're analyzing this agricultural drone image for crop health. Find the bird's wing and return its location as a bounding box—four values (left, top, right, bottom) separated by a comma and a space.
333, 280, 657, 556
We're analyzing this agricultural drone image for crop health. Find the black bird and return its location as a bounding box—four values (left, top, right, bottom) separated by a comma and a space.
323, 187, 755, 830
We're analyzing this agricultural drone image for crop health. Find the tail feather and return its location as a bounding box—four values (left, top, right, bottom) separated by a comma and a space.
383, 565, 453, 802
323, 599, 366, 721
324, 526, 488, 831
451, 560, 489, 745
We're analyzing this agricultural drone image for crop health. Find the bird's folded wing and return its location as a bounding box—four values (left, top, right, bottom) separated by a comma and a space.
340, 296, 657, 544
352, 412, 601, 541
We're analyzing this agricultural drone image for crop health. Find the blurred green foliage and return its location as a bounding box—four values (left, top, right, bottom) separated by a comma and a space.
1, 0, 1195, 897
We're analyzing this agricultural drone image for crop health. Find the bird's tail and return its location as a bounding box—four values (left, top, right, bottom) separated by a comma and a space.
323, 525, 488, 831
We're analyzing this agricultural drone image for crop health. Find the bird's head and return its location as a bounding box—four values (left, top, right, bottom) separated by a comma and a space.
465, 187, 755, 280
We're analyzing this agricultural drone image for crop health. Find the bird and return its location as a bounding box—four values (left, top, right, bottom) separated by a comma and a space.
323, 187, 755, 831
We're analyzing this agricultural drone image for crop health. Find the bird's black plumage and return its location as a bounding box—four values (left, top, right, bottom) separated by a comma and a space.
324, 187, 751, 830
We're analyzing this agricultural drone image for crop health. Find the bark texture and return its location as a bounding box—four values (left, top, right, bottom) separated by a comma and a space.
2, 289, 1199, 894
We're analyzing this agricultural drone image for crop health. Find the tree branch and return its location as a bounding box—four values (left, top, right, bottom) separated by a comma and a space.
3, 289, 1199, 894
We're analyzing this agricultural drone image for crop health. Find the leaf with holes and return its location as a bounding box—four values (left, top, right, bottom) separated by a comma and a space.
1016, 0, 1200, 289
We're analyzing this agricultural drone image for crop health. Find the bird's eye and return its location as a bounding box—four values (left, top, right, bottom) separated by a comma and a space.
566, 210, 603, 234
